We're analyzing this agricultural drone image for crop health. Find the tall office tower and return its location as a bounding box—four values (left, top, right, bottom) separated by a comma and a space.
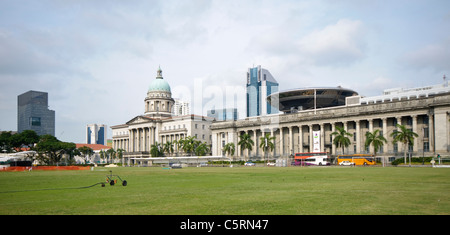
17, 90, 55, 136
246, 65, 279, 117
172, 98, 190, 116
86, 124, 107, 145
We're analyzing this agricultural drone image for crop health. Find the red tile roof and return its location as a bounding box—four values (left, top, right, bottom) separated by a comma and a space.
76, 143, 111, 151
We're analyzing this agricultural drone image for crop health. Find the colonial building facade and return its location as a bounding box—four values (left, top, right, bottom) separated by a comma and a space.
111, 67, 213, 164
211, 91, 450, 162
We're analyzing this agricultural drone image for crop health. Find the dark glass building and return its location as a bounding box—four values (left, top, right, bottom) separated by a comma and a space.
17, 90, 55, 136
246, 65, 279, 117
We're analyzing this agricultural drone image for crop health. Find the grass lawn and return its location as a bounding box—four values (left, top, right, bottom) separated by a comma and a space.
0, 166, 449, 215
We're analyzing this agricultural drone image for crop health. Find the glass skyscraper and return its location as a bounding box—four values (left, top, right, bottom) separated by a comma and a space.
246, 65, 279, 117
17, 90, 55, 136
86, 124, 107, 145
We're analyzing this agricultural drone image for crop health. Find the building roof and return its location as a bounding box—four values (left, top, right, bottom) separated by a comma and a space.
76, 143, 111, 151
148, 67, 171, 92
267, 87, 358, 112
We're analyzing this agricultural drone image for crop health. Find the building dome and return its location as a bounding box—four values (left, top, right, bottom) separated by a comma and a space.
148, 66, 171, 92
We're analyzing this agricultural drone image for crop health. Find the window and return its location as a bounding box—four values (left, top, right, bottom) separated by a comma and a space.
195, 124, 198, 129
424, 142, 430, 152
30, 117, 41, 126
423, 115, 429, 125
423, 127, 429, 138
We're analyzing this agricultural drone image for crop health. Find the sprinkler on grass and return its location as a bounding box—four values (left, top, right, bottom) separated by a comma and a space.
105, 170, 127, 186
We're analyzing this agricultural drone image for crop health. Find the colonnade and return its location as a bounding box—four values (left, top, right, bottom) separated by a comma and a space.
213, 112, 441, 159
112, 126, 188, 153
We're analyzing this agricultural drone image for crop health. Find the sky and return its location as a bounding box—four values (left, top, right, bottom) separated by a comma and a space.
0, 0, 449, 143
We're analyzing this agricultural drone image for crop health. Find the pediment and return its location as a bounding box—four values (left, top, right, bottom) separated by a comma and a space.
126, 116, 151, 125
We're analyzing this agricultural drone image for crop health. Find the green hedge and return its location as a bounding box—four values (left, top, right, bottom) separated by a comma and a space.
391, 157, 433, 165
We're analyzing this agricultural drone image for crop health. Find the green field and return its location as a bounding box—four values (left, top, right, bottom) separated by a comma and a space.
1, 166, 449, 215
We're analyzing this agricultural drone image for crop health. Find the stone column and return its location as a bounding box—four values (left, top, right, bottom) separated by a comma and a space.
298, 125, 303, 153
331, 122, 336, 155
382, 118, 388, 153
412, 115, 418, 154
320, 123, 324, 153
279, 127, 284, 156
368, 119, 374, 153
396, 116, 403, 153
288, 126, 293, 156
355, 120, 361, 154
428, 114, 435, 153
309, 124, 313, 152
270, 128, 274, 157
253, 129, 257, 157
130, 129, 134, 152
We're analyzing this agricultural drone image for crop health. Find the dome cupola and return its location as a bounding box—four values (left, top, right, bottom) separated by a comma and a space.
144, 66, 174, 117
148, 66, 171, 92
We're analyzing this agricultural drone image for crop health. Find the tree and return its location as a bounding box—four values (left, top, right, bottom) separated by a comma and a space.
182, 136, 197, 156
331, 126, 353, 155
34, 135, 77, 165
260, 133, 275, 164
195, 142, 210, 156
116, 148, 125, 165
78, 146, 94, 163
391, 124, 418, 166
163, 141, 174, 156
150, 142, 163, 157
19, 130, 40, 149
364, 129, 387, 166
238, 133, 254, 162
106, 148, 116, 163
222, 142, 235, 157
99, 150, 106, 163
0, 131, 13, 153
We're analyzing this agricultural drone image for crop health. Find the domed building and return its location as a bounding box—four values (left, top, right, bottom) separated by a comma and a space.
111, 67, 214, 166
144, 66, 174, 117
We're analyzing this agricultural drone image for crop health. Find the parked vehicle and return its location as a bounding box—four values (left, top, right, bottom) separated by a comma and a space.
244, 161, 255, 166
339, 160, 355, 166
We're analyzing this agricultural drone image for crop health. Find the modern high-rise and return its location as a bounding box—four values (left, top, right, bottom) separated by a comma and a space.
172, 98, 190, 116
86, 124, 107, 145
17, 90, 55, 136
246, 65, 279, 117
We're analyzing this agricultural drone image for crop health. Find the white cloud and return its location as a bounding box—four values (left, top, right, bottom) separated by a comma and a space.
403, 37, 450, 72
297, 19, 367, 66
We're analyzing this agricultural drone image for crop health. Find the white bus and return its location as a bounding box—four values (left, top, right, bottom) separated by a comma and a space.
292, 152, 330, 166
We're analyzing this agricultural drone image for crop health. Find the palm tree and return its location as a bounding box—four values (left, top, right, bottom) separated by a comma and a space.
222, 142, 235, 157
195, 142, 210, 156
99, 150, 106, 163
106, 148, 116, 164
182, 136, 197, 156
116, 148, 125, 165
331, 126, 353, 155
365, 129, 387, 166
260, 133, 275, 165
163, 141, 174, 156
150, 142, 163, 157
238, 133, 254, 162
391, 124, 418, 166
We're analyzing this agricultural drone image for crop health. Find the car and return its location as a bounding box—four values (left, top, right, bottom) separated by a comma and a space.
244, 161, 256, 166
339, 161, 355, 166
267, 162, 276, 166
